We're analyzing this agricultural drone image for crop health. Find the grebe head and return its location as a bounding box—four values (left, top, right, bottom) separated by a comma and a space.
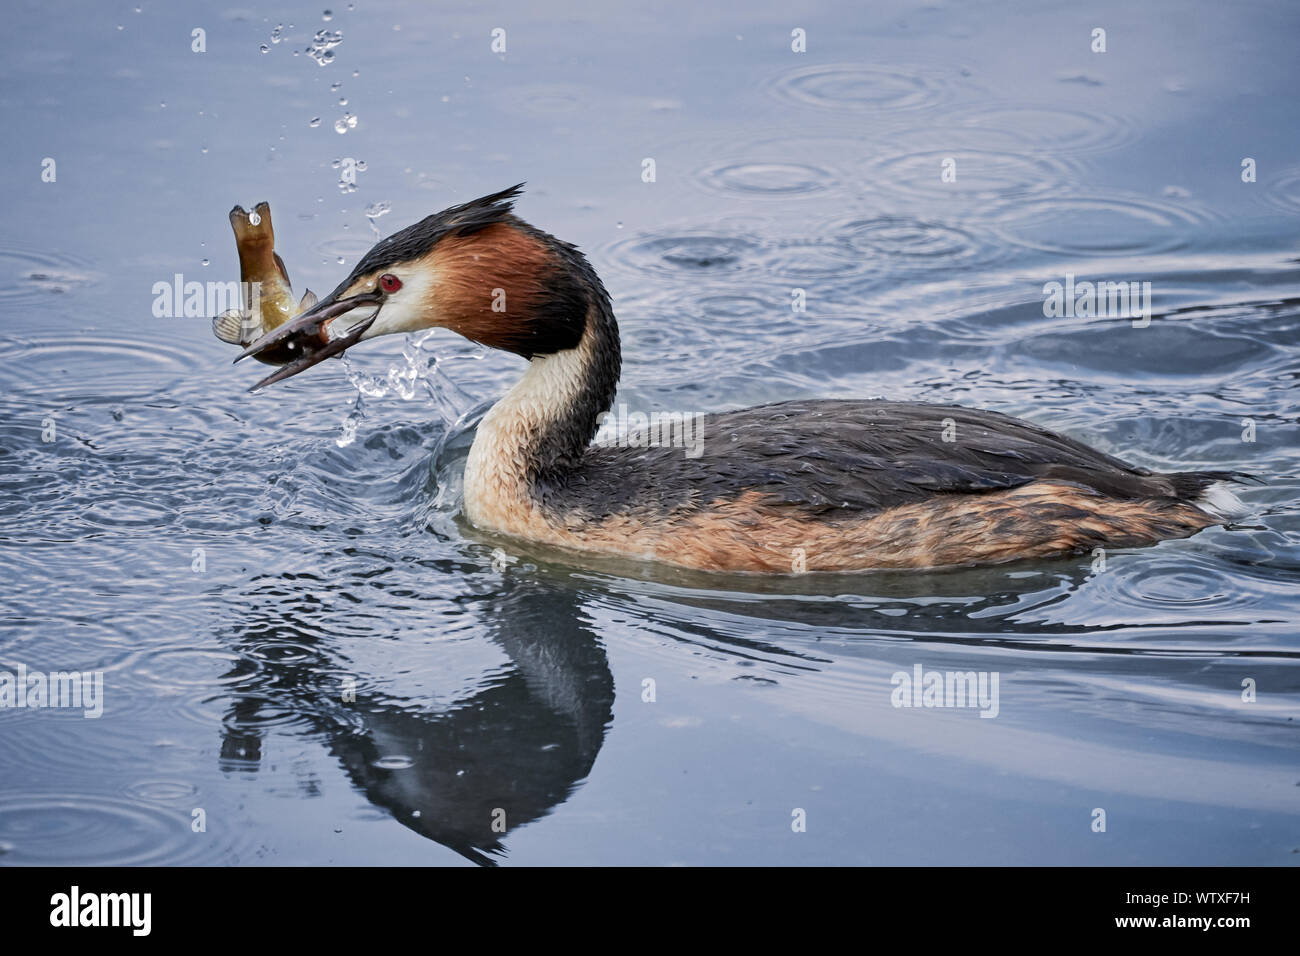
236, 184, 595, 389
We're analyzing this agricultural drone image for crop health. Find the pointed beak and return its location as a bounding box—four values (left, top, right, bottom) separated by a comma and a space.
235, 289, 385, 392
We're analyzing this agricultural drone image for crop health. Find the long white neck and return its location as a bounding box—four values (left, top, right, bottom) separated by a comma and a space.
462, 306, 620, 533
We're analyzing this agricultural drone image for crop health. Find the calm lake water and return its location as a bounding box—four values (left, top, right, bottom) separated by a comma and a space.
0, 0, 1297, 865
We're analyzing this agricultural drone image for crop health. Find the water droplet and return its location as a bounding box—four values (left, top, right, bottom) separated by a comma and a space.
338, 97, 347, 106
330, 81, 341, 91
308, 28, 343, 66
271, 23, 283, 43
309, 117, 321, 128
333, 112, 357, 134
352, 69, 359, 78
200, 145, 208, 153
364, 200, 391, 236
355, 160, 366, 171
200, 258, 209, 266
248, 210, 262, 225
260, 44, 269, 53
322, 9, 333, 21
336, 256, 345, 264
616, 220, 624, 229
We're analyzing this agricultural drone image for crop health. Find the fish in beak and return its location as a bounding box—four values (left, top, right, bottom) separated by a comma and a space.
227, 184, 537, 391
233, 287, 386, 391
213, 203, 321, 366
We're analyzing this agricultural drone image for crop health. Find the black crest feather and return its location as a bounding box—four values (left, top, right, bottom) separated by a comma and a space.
322, 184, 526, 303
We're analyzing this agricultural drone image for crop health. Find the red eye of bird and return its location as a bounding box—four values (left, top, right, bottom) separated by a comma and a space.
379, 273, 402, 293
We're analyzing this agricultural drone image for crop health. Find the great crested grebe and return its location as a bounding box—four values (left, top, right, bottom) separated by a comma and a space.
234, 185, 1248, 573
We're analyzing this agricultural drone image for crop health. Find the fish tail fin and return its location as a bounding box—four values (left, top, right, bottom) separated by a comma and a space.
213, 309, 260, 347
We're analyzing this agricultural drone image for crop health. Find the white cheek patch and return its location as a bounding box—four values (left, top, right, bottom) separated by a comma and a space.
365, 266, 438, 338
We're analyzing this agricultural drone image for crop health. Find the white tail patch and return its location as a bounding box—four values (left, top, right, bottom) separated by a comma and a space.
1195, 482, 1249, 521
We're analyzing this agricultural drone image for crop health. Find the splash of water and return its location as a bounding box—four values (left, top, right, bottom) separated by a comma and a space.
336, 330, 486, 448
335, 394, 364, 448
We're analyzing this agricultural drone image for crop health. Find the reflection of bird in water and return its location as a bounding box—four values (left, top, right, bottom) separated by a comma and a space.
234, 185, 1250, 573
217, 571, 613, 866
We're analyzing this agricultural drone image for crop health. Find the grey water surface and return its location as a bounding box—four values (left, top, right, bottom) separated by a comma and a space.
0, 0, 1298, 865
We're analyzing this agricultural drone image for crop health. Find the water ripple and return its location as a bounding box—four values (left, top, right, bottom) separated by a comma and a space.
121, 778, 202, 804
0, 244, 99, 304
602, 232, 769, 280
991, 194, 1220, 256
1038, 551, 1296, 628
762, 237, 872, 280
867, 147, 1078, 206
0, 334, 204, 401
490, 82, 590, 117
0, 793, 229, 865
765, 63, 950, 113
830, 215, 1010, 272
696, 160, 839, 198
952, 103, 1140, 155
1262, 165, 1300, 215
